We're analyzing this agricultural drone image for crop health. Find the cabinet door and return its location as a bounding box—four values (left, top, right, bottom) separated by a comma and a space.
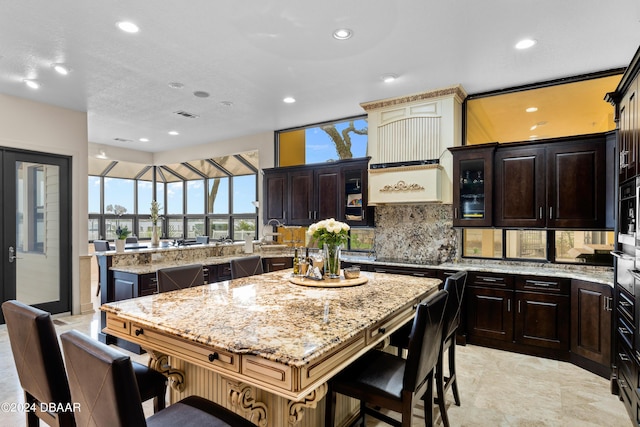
315, 167, 340, 221
262, 170, 288, 224
450, 144, 496, 227
288, 170, 314, 225
546, 138, 606, 228
515, 291, 569, 350
466, 287, 514, 342
494, 146, 546, 228
571, 279, 612, 366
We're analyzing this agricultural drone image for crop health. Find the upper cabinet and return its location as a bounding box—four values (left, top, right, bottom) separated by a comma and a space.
618, 74, 639, 183
449, 143, 496, 227
495, 134, 607, 229
262, 158, 371, 226
451, 133, 610, 229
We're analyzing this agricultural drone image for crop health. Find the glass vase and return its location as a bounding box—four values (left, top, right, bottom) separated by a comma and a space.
151, 225, 159, 247
323, 244, 342, 279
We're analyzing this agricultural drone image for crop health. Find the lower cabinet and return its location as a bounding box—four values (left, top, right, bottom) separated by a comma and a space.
570, 279, 612, 377
466, 272, 571, 360
263, 256, 293, 273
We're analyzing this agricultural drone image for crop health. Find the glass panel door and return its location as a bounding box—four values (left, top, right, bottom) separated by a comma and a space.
1, 149, 71, 322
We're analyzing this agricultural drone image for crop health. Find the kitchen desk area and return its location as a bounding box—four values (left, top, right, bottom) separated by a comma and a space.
101, 269, 440, 426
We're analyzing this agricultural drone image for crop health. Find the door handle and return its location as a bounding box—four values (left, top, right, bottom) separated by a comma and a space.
8, 246, 23, 263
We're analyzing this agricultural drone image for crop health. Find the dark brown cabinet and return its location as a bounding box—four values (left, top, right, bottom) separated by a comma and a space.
263, 158, 371, 226
262, 171, 288, 224
450, 143, 497, 227
570, 279, 612, 377
263, 256, 293, 273
466, 272, 571, 360
618, 74, 639, 183
494, 134, 607, 229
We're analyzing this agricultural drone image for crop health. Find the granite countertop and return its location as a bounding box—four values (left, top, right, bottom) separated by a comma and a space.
101, 270, 440, 367
341, 255, 614, 286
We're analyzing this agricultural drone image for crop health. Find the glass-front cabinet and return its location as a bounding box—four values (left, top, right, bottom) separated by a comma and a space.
449, 143, 497, 227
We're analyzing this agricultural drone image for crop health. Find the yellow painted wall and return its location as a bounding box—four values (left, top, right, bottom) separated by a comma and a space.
279, 129, 306, 166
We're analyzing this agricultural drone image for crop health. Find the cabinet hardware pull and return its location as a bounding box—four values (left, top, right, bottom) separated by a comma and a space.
619, 326, 630, 335
620, 379, 627, 389
135, 328, 144, 336
527, 280, 555, 287
208, 352, 219, 362
549, 206, 553, 220
203, 268, 209, 272
539, 206, 543, 219
518, 300, 521, 313
378, 327, 386, 334
507, 300, 511, 312
479, 276, 499, 282
620, 301, 632, 308
619, 353, 630, 362
122, 322, 127, 328
454, 207, 458, 219
150, 278, 157, 283
309, 211, 312, 219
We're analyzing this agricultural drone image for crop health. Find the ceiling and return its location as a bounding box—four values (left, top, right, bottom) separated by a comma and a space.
1, 0, 640, 153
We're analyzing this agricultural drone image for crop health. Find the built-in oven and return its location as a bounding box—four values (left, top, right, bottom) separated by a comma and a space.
613, 250, 636, 296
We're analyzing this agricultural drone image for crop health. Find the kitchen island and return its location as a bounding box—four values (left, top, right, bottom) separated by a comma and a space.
101, 269, 440, 426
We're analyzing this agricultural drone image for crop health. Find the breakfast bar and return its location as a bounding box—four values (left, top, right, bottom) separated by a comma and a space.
101, 269, 440, 426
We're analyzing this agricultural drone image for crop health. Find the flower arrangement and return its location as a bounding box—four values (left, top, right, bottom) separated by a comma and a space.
150, 200, 161, 225
115, 225, 131, 240
307, 218, 350, 248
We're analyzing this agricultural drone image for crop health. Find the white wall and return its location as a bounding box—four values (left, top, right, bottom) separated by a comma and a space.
0, 93, 88, 314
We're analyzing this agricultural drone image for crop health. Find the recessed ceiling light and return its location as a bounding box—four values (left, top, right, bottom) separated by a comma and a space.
52, 63, 70, 75
23, 79, 39, 89
193, 91, 210, 98
525, 107, 538, 113
96, 150, 107, 159
116, 21, 139, 33
168, 131, 179, 136
381, 73, 398, 83
333, 28, 353, 40
168, 82, 184, 89
139, 138, 149, 142
283, 97, 296, 104
220, 101, 233, 107
515, 38, 537, 50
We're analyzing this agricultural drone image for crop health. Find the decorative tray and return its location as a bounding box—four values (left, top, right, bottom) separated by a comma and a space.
288, 275, 368, 288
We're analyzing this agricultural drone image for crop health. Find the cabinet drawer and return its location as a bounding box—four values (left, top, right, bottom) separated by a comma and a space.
373, 266, 439, 278
618, 315, 635, 350
130, 323, 239, 373
618, 340, 636, 387
242, 355, 292, 391
619, 287, 635, 325
516, 276, 570, 295
468, 272, 513, 289
106, 315, 130, 335
366, 301, 416, 345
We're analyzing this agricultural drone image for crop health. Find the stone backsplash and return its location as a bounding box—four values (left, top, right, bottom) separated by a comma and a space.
373, 204, 457, 263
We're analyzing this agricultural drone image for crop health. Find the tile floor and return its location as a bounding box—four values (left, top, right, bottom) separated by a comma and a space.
0, 300, 631, 426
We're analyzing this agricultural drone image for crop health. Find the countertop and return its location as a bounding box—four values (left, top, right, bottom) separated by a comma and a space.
101, 269, 440, 367
341, 255, 614, 287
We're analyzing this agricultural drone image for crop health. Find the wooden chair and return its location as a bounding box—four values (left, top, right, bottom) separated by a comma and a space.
1, 300, 167, 427
230, 255, 264, 279
93, 239, 110, 296
156, 264, 204, 293
60, 329, 256, 427
325, 289, 448, 427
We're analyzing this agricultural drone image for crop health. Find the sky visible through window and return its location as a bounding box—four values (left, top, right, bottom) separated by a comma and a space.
305, 119, 368, 164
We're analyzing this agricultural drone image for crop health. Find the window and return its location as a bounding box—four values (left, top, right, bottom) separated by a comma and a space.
167, 218, 183, 238
104, 178, 134, 214
208, 177, 229, 214
187, 180, 205, 214
166, 182, 183, 215
186, 218, 205, 238
209, 218, 229, 240
233, 175, 256, 213
463, 229, 502, 258
137, 180, 153, 215
349, 228, 374, 251
233, 218, 256, 241
88, 176, 101, 213
462, 228, 614, 266
277, 116, 368, 166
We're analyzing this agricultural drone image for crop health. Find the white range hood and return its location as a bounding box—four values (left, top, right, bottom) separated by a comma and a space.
361, 85, 466, 205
